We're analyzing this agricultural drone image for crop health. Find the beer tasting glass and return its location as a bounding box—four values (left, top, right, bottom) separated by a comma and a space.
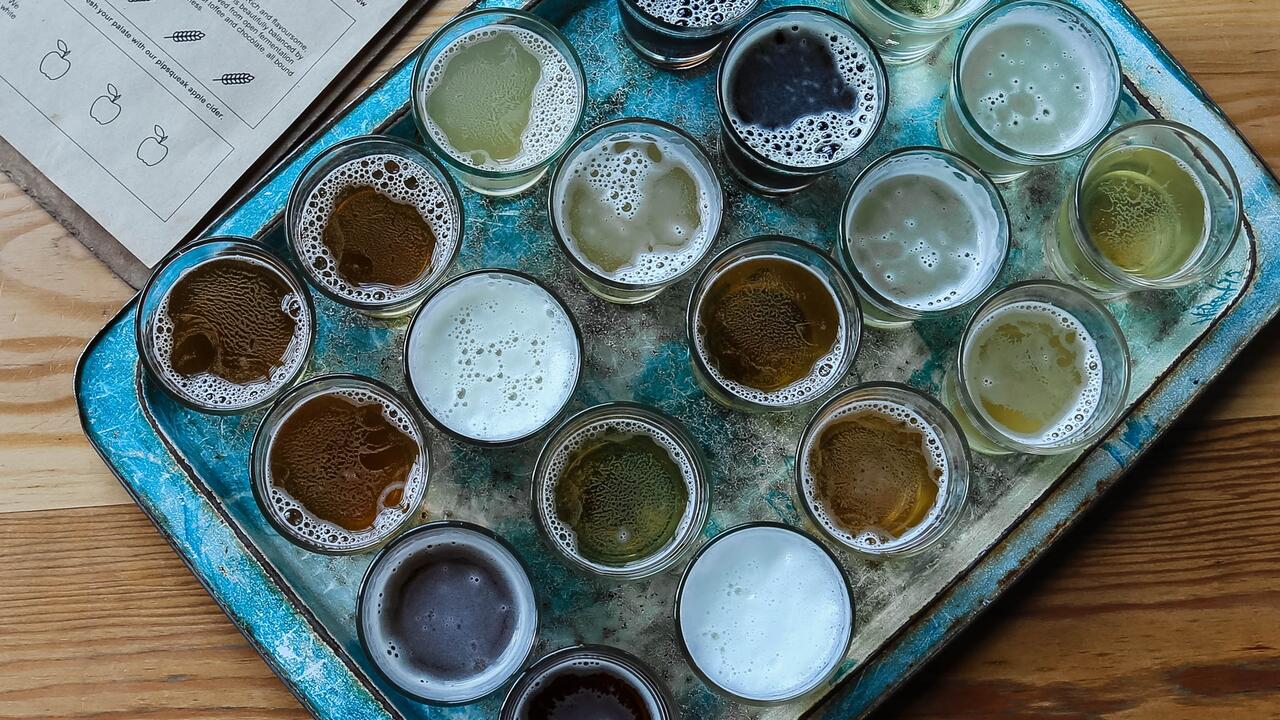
937, 0, 1121, 182
1046, 120, 1243, 297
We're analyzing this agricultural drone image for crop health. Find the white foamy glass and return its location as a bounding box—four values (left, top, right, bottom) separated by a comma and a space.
941, 280, 1131, 455
136, 237, 315, 415
839, 147, 1009, 328
249, 374, 430, 555
412, 9, 586, 196
1046, 120, 1243, 297
938, 0, 1121, 182
404, 269, 583, 446
675, 523, 853, 704
531, 402, 709, 580
285, 135, 463, 317
618, 0, 761, 69
716, 7, 888, 194
549, 118, 724, 304
845, 0, 994, 64
796, 382, 970, 557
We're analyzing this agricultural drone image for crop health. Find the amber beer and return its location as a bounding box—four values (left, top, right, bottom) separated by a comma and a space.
687, 237, 861, 411
137, 238, 315, 414
797, 383, 970, 556
287, 135, 463, 317
250, 375, 430, 554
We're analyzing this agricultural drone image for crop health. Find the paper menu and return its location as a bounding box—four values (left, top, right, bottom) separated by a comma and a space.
0, 0, 412, 267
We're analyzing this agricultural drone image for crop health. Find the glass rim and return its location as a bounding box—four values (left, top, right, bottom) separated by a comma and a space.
248, 373, 430, 555
950, 0, 1121, 164
411, 8, 587, 180
685, 235, 864, 412
134, 236, 317, 415
858, 0, 994, 31
715, 5, 889, 174
530, 401, 709, 579
794, 381, 972, 556
547, 116, 725, 292
619, 0, 761, 38
499, 644, 678, 720
672, 521, 855, 704
402, 268, 585, 447
954, 279, 1132, 454
1066, 119, 1244, 289
355, 519, 540, 706
284, 133, 465, 314
838, 145, 1011, 320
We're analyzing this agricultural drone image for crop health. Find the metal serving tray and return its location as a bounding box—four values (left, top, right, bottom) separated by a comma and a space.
76, 0, 1280, 717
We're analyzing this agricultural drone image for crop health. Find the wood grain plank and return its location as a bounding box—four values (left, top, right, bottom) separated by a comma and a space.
0, 503, 307, 720
881, 416, 1280, 720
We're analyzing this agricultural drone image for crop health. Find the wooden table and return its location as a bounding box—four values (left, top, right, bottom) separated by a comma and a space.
2, 1, 1278, 717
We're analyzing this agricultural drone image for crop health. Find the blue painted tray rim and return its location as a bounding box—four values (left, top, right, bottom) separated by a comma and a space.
74, 0, 1280, 717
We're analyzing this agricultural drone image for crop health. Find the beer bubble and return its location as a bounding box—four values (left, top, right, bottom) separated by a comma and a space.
261, 385, 427, 552
420, 26, 581, 172
633, 0, 755, 28
152, 256, 311, 411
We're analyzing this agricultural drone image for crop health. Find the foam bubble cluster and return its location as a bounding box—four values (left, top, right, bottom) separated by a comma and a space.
678, 526, 852, 701
421, 25, 581, 171
800, 400, 950, 551
264, 387, 427, 551
965, 300, 1104, 445
539, 417, 699, 569
959, 5, 1116, 156
632, 0, 757, 28
727, 20, 884, 168
152, 257, 310, 410
845, 153, 1004, 312
296, 153, 458, 304
556, 131, 717, 284
407, 273, 580, 443
694, 258, 850, 408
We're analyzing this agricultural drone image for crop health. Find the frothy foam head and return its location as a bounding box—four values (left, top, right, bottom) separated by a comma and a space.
261, 384, 427, 552
722, 11, 885, 168
959, 2, 1119, 156
421, 25, 582, 171
632, 0, 757, 28
800, 399, 950, 552
151, 255, 311, 411
554, 129, 719, 286
678, 525, 852, 702
693, 255, 850, 408
361, 524, 538, 704
963, 300, 1103, 446
844, 151, 1006, 313
407, 272, 580, 443
539, 415, 700, 573
296, 153, 459, 306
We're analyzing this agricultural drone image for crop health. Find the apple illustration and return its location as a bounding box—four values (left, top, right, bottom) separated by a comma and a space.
137, 125, 169, 167
39, 40, 71, 80
90, 84, 122, 125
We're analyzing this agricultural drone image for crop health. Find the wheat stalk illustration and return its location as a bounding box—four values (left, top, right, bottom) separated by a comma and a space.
165, 30, 206, 43
212, 73, 255, 86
